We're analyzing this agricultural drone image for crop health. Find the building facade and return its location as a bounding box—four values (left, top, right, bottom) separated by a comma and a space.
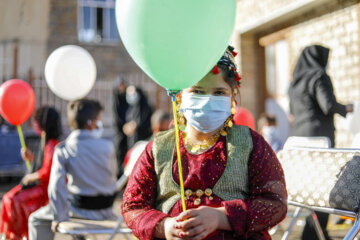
234, 0, 360, 147
1, 0, 359, 145
0, 0, 170, 128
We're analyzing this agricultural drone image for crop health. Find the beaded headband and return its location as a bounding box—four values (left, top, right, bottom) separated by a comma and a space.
212, 46, 242, 88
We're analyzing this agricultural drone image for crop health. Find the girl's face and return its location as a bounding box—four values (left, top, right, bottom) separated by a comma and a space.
32, 121, 43, 136
183, 71, 232, 97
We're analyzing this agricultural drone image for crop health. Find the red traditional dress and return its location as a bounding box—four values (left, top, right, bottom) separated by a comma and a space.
0, 139, 58, 240
121, 128, 287, 240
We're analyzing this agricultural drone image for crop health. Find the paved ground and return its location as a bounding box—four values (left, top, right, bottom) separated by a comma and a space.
0, 177, 355, 240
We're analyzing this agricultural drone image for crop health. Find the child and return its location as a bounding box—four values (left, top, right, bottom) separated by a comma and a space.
121, 46, 287, 240
257, 113, 283, 153
0, 106, 61, 240
28, 99, 117, 240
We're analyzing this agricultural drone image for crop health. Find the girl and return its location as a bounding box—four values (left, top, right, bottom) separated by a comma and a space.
0, 107, 61, 240
121, 46, 287, 240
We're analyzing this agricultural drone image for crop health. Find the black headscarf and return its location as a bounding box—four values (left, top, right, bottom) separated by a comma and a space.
125, 88, 153, 148
291, 45, 329, 86
113, 79, 129, 131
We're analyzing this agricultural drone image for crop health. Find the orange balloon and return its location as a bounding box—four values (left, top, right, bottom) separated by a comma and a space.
0, 79, 36, 125
233, 107, 255, 130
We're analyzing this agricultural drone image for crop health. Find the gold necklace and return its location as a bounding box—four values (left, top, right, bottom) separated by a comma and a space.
182, 131, 220, 153
179, 115, 234, 154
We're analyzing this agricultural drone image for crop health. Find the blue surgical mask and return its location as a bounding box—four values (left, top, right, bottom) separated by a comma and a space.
180, 93, 231, 133
91, 120, 103, 138
126, 91, 140, 105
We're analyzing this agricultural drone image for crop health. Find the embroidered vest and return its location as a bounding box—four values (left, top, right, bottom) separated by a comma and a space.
152, 125, 253, 214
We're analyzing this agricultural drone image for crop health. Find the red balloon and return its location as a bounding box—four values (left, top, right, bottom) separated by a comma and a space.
0, 79, 36, 125
233, 107, 255, 130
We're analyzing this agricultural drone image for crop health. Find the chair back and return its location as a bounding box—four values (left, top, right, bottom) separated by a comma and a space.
283, 136, 331, 149
277, 147, 360, 212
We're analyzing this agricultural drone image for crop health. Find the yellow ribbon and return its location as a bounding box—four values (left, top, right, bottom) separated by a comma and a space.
16, 125, 31, 172
171, 99, 186, 212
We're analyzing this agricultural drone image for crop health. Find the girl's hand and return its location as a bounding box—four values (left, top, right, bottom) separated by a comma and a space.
175, 206, 228, 240
155, 217, 184, 240
21, 148, 34, 162
165, 217, 186, 239
21, 173, 39, 186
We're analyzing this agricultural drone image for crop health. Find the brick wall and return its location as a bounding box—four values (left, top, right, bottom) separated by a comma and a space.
46, 0, 170, 119
236, 0, 308, 28
288, 4, 360, 147
234, 0, 360, 147
47, 0, 143, 80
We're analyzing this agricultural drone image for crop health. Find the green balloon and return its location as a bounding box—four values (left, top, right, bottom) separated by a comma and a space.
116, 0, 236, 90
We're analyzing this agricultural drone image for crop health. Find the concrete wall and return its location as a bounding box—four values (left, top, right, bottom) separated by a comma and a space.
0, 0, 50, 80
0, 0, 50, 41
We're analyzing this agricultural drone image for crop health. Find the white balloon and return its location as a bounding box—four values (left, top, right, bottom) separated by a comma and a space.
45, 45, 97, 100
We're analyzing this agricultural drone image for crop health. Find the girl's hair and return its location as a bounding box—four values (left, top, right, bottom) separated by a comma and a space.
218, 64, 238, 91
34, 106, 62, 141
67, 99, 103, 129
213, 46, 241, 92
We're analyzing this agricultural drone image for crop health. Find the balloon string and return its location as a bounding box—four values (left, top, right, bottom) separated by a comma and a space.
16, 125, 31, 172
171, 99, 186, 212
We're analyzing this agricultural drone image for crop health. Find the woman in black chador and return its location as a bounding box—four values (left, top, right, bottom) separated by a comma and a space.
113, 78, 129, 177
289, 44, 353, 240
123, 86, 153, 149
289, 45, 353, 147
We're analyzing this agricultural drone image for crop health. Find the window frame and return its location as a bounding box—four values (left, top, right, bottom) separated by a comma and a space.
77, 0, 120, 44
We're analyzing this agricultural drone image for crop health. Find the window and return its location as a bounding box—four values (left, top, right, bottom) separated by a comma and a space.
78, 0, 120, 43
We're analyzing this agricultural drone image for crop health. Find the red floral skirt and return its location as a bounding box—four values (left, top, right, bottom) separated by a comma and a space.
0, 184, 48, 240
